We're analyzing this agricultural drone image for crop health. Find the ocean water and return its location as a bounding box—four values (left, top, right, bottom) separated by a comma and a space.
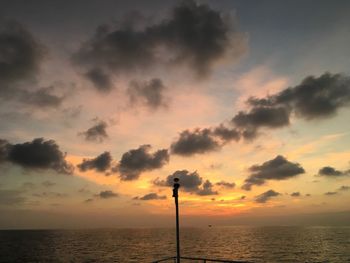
0, 227, 349, 263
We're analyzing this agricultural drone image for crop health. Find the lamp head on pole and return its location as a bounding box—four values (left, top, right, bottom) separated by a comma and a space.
173, 177, 180, 197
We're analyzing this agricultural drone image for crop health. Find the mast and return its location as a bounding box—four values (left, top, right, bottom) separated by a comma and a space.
172, 178, 180, 263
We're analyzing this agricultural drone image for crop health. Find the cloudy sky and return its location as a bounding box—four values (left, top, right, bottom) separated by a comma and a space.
1, 0, 350, 228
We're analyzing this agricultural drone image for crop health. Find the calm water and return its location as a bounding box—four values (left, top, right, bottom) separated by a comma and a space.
0, 227, 349, 262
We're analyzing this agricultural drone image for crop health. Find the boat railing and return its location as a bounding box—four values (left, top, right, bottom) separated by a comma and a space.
152, 256, 251, 262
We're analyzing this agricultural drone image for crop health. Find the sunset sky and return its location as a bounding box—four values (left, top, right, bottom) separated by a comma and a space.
1, 0, 350, 228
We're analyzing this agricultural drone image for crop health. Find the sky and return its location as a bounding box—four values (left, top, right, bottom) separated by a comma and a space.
0, 0, 350, 229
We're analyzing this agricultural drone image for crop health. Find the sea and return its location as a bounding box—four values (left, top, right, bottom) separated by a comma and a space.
0, 226, 349, 263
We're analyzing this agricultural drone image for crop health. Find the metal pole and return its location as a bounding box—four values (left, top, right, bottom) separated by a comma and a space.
173, 178, 180, 263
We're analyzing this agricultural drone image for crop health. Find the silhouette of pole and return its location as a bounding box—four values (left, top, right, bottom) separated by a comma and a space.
172, 178, 180, 263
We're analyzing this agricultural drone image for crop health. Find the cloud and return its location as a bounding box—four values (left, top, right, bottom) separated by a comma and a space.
338, 185, 350, 191
273, 73, 350, 119
0, 20, 44, 94
290, 192, 301, 197
242, 155, 305, 190
154, 170, 217, 195
154, 170, 202, 191
135, 193, 167, 201
98, 190, 118, 199
212, 125, 240, 142
215, 181, 235, 188
166, 72, 350, 157
77, 151, 112, 173
84, 67, 113, 92
0, 138, 73, 174
232, 106, 291, 138
15, 86, 65, 108
318, 166, 350, 177
170, 128, 219, 156
166, 73, 350, 157
127, 78, 168, 110
196, 180, 218, 196
72, 0, 246, 81
324, 191, 338, 196
0, 21, 66, 109
235, 73, 350, 139
79, 120, 108, 143
0, 190, 25, 206
170, 124, 241, 157
255, 189, 280, 203
117, 145, 169, 180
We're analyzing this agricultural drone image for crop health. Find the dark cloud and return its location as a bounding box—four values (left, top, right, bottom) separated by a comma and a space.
171, 128, 219, 156
118, 145, 169, 180
338, 185, 350, 191
215, 181, 235, 188
154, 170, 218, 195
72, 0, 246, 80
242, 155, 305, 191
135, 193, 167, 201
0, 21, 65, 109
231, 73, 350, 140
318, 166, 350, 177
77, 151, 112, 173
171, 124, 241, 157
212, 125, 240, 142
79, 120, 108, 142
290, 192, 300, 197
324, 191, 338, 196
98, 190, 118, 199
241, 128, 259, 141
0, 138, 73, 174
154, 170, 202, 192
0, 20, 44, 94
255, 189, 280, 203
232, 106, 291, 139
84, 67, 113, 92
196, 180, 218, 196
127, 78, 168, 110
272, 73, 350, 119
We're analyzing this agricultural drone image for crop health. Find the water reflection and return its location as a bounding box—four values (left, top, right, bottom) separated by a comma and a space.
0, 227, 349, 263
